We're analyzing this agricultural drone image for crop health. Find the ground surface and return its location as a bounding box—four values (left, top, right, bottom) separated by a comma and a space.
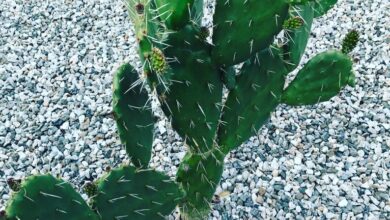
0, 0, 389, 219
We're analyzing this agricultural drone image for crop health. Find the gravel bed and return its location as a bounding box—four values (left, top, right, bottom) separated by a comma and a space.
0, 0, 389, 219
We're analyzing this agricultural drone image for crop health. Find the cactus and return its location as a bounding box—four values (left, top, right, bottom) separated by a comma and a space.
3, 0, 361, 219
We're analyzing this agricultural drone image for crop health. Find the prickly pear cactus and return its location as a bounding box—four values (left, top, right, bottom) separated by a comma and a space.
2, 0, 360, 219
119, 0, 359, 218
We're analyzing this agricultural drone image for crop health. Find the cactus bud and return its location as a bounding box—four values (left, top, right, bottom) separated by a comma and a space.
342, 30, 359, 54
199, 26, 210, 41
283, 16, 304, 30
7, 178, 21, 191
0, 210, 6, 220
135, 3, 144, 15
150, 47, 168, 74
83, 182, 98, 197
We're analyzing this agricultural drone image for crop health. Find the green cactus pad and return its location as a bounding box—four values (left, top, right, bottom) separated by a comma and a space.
212, 0, 289, 66
92, 166, 183, 220
154, 0, 194, 30
113, 63, 154, 168
313, 0, 338, 18
164, 24, 210, 53
157, 26, 222, 154
218, 48, 288, 152
283, 3, 314, 71
5, 175, 98, 220
177, 149, 225, 220
282, 50, 355, 106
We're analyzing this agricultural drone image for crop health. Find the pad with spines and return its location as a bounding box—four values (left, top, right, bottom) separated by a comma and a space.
158, 25, 222, 154
154, 0, 194, 30
218, 48, 288, 152
177, 149, 225, 220
283, 3, 315, 71
5, 175, 98, 220
212, 0, 289, 66
92, 166, 183, 220
282, 50, 355, 106
113, 63, 154, 168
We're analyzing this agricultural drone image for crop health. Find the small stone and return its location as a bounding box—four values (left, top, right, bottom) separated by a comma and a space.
338, 198, 348, 207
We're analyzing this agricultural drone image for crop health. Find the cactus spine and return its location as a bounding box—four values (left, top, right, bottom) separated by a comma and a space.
2, 0, 360, 219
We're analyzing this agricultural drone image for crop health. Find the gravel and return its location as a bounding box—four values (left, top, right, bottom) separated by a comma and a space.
0, 0, 389, 219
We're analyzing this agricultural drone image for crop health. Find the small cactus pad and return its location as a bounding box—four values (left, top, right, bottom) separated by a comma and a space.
5, 175, 98, 220
177, 150, 225, 220
113, 63, 154, 168
212, 0, 289, 66
341, 30, 359, 54
92, 166, 183, 220
218, 48, 287, 152
282, 50, 355, 106
313, 0, 338, 18
158, 26, 222, 153
283, 4, 314, 71
154, 0, 193, 30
